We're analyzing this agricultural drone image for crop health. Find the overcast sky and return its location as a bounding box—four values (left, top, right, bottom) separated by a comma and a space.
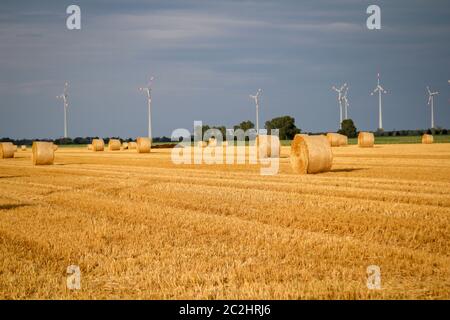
0, 0, 449, 139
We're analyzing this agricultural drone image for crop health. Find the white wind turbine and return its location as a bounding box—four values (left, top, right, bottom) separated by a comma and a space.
332, 83, 347, 128
426, 86, 439, 129
249, 88, 262, 133
56, 82, 69, 138
139, 76, 155, 139
370, 73, 388, 130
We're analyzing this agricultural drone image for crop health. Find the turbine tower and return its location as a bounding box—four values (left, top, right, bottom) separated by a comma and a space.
427, 86, 439, 129
332, 83, 347, 128
139, 76, 155, 140
370, 73, 388, 130
342, 84, 349, 120
56, 82, 69, 138
249, 88, 262, 133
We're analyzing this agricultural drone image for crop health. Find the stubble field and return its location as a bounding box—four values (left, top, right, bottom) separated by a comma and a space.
0, 143, 449, 299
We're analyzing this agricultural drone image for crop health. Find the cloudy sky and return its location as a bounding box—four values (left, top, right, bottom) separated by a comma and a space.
0, 0, 449, 139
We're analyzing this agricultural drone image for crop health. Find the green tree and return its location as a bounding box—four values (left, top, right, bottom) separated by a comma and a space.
338, 119, 357, 138
264, 116, 300, 140
233, 120, 255, 132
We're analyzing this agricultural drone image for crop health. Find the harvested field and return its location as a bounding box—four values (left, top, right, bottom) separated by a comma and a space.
0, 144, 450, 299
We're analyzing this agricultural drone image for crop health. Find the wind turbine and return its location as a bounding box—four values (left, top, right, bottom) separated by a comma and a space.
139, 76, 155, 139
56, 82, 69, 138
370, 73, 388, 130
332, 83, 347, 128
249, 88, 262, 133
427, 86, 439, 129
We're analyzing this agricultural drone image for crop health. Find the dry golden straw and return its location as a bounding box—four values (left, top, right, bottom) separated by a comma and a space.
87, 144, 93, 150
128, 142, 137, 150
290, 135, 333, 174
257, 135, 281, 158
53, 145, 58, 151
358, 132, 375, 148
422, 134, 433, 144
0, 142, 15, 159
108, 139, 121, 151
32, 141, 54, 165
122, 142, 128, 150
13, 145, 18, 152
136, 137, 151, 153
21, 145, 27, 151
92, 139, 105, 152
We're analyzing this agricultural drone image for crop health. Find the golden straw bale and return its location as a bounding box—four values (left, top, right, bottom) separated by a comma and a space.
32, 141, 54, 165
92, 139, 105, 151
53, 145, 58, 151
122, 142, 128, 150
339, 134, 348, 146
128, 142, 137, 150
290, 135, 333, 174
0, 142, 15, 159
256, 134, 281, 158
422, 134, 433, 144
358, 132, 374, 148
326, 133, 344, 147
87, 144, 93, 150
108, 139, 121, 151
13, 145, 18, 152
21, 145, 27, 151
136, 137, 151, 153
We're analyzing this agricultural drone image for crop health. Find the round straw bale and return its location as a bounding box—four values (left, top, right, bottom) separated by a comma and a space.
92, 139, 105, 151
108, 139, 121, 151
136, 137, 151, 153
358, 132, 374, 148
326, 133, 343, 147
53, 144, 58, 151
0, 142, 15, 159
87, 144, 93, 150
122, 142, 128, 150
422, 134, 433, 144
21, 145, 27, 151
32, 141, 54, 165
13, 145, 18, 152
338, 134, 348, 146
290, 135, 333, 174
128, 142, 137, 150
257, 134, 281, 158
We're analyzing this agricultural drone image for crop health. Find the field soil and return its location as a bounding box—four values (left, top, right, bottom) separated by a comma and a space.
1, 144, 449, 299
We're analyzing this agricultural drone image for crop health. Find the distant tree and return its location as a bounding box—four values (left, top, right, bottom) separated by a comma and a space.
264, 116, 300, 140
211, 126, 226, 138
54, 137, 73, 145
443, 129, 448, 135
233, 120, 255, 132
338, 119, 357, 138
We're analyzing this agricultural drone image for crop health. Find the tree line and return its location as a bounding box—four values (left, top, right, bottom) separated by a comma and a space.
1, 116, 448, 145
